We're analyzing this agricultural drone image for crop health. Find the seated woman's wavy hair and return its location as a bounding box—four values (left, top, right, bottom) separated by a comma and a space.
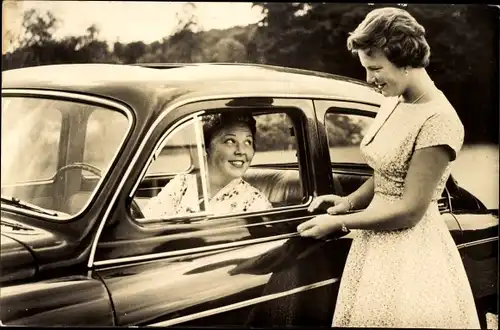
202, 112, 257, 151
347, 7, 431, 68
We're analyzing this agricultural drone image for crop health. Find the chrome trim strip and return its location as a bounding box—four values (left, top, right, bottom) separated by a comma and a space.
445, 187, 453, 213
457, 237, 498, 249
128, 114, 200, 198
89, 93, 326, 267
97, 247, 242, 272
93, 232, 299, 267
149, 278, 339, 327
1, 89, 134, 222
100, 215, 313, 247
136, 195, 312, 224
137, 201, 313, 225
194, 116, 210, 211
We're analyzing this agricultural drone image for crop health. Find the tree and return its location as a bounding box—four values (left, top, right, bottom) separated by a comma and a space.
209, 38, 247, 62
2, 9, 118, 69
251, 3, 498, 144
19, 8, 59, 47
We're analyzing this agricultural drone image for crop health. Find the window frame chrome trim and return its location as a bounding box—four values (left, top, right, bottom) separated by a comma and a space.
457, 237, 498, 249
93, 232, 299, 267
135, 195, 313, 225
1, 89, 134, 222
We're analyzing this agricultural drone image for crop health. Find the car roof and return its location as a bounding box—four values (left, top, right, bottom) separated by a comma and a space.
2, 63, 383, 117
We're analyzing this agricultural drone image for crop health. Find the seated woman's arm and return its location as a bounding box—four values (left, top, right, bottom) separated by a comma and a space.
142, 174, 191, 218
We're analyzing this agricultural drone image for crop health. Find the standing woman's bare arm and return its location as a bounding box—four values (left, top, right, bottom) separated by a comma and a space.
298, 146, 451, 238
346, 176, 375, 210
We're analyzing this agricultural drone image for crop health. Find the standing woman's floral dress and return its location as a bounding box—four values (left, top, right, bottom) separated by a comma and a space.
332, 91, 480, 328
142, 174, 272, 218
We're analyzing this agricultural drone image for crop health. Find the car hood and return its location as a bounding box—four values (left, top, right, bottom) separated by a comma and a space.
0, 214, 69, 284
0, 232, 37, 284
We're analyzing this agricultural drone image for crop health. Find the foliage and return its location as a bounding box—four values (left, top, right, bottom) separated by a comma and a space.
255, 113, 296, 151
251, 3, 498, 144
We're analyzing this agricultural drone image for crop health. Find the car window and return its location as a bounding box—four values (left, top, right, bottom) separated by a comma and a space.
145, 120, 193, 176
132, 110, 304, 222
84, 108, 130, 174
252, 113, 298, 165
325, 111, 373, 164
1, 98, 62, 183
1, 96, 130, 218
133, 118, 207, 216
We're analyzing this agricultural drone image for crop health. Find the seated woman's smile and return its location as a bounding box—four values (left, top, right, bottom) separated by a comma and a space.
207, 123, 255, 191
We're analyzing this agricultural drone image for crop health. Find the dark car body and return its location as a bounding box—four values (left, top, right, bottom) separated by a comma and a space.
0, 63, 497, 327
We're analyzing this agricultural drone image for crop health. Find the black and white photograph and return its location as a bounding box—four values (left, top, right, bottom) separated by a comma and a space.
1, 1, 498, 328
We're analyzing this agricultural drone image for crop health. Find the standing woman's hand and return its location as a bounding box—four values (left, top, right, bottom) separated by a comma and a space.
297, 214, 345, 239
307, 194, 352, 215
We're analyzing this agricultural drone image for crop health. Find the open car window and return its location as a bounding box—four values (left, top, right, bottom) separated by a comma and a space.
132, 109, 305, 223
325, 111, 373, 165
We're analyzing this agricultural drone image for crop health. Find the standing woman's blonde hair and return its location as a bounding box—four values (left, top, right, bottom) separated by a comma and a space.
347, 7, 431, 68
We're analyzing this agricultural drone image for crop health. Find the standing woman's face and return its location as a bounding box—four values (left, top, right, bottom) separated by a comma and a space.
206, 122, 255, 182
358, 48, 408, 97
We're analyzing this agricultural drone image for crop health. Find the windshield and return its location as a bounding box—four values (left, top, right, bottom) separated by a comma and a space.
1, 96, 129, 218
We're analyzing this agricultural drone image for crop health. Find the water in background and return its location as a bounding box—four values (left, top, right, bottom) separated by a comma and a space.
155, 144, 499, 210
452, 144, 498, 209
255, 144, 499, 209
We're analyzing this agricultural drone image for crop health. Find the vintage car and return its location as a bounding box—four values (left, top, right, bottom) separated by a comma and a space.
1, 63, 497, 327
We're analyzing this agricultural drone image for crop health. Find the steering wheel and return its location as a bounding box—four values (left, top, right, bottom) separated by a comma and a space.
54, 162, 144, 218
55, 162, 103, 178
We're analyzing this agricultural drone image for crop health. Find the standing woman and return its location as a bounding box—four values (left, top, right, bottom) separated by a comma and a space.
298, 7, 480, 328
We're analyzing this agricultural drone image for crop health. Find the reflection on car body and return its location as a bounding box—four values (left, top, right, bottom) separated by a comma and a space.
0, 63, 497, 327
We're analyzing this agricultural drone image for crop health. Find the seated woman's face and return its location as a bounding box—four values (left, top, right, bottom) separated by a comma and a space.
207, 122, 255, 181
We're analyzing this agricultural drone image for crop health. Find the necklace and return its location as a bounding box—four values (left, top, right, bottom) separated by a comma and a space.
401, 91, 427, 104
411, 91, 427, 104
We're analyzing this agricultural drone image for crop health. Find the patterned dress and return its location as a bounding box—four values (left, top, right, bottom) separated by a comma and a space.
143, 173, 272, 218
332, 91, 481, 328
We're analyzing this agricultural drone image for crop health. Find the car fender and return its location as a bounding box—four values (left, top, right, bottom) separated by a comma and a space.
0, 275, 115, 326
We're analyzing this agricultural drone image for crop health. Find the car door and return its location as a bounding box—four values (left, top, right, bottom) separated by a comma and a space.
453, 209, 498, 325
91, 97, 349, 327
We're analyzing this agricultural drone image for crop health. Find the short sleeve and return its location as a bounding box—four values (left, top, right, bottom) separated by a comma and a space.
247, 192, 273, 212
414, 110, 464, 161
142, 173, 194, 218
240, 181, 273, 213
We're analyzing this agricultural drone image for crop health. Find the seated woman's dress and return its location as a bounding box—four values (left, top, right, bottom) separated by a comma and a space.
332, 92, 480, 328
142, 173, 272, 218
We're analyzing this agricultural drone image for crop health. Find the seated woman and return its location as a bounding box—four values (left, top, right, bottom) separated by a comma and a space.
143, 112, 272, 218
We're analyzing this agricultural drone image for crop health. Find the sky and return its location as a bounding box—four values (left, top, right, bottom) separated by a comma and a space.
2, 1, 264, 51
